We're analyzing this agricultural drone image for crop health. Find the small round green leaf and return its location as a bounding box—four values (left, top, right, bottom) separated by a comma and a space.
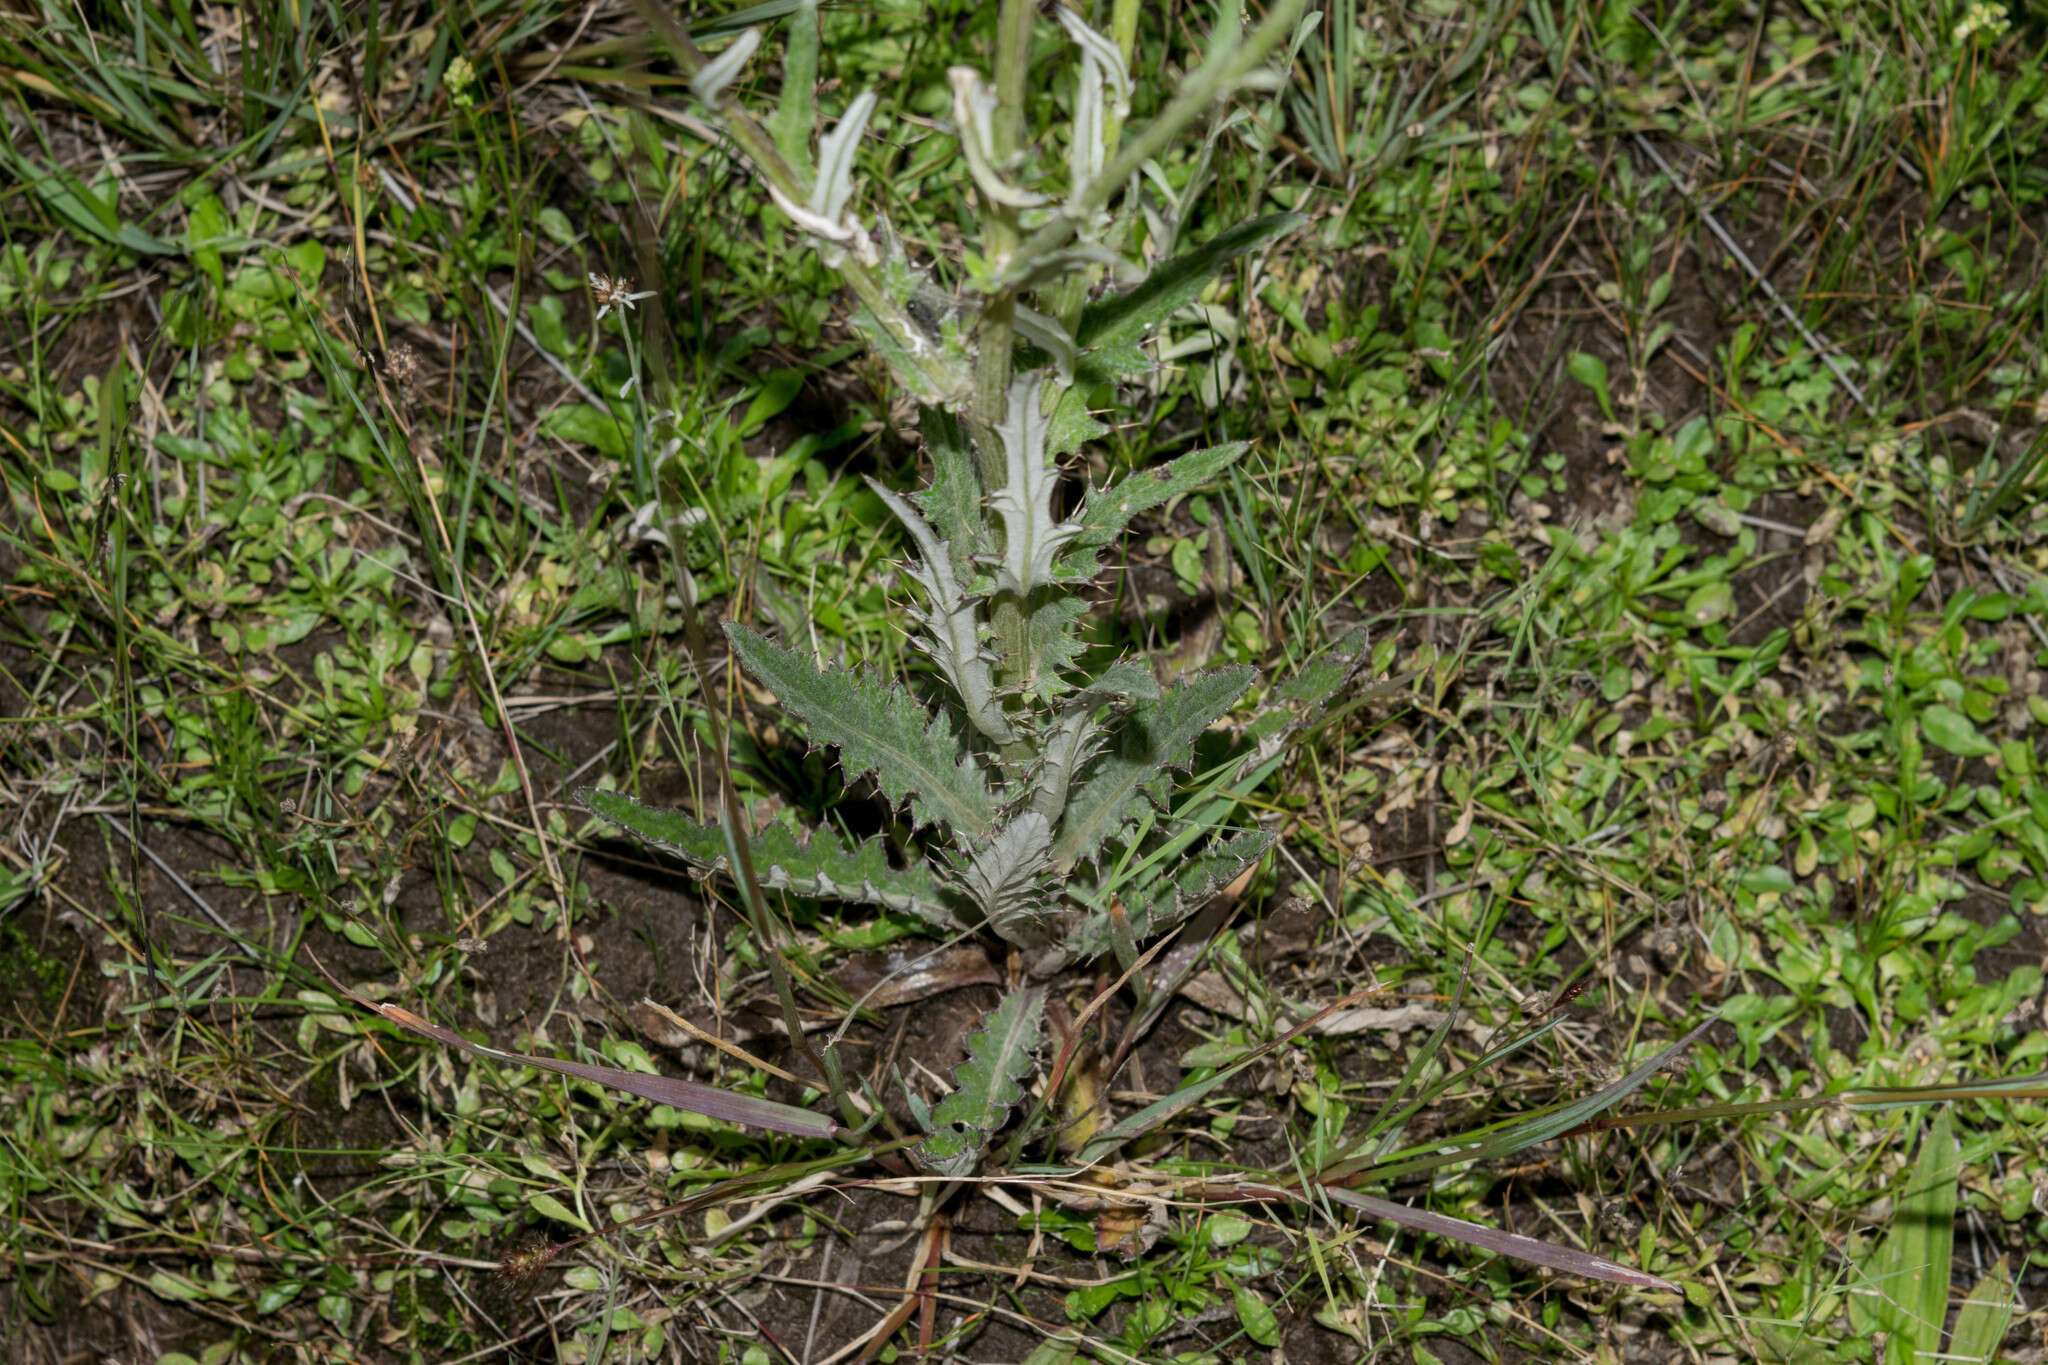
1233, 1285, 1280, 1346
1920, 704, 1996, 757
1684, 580, 1734, 626
1207, 1214, 1253, 1248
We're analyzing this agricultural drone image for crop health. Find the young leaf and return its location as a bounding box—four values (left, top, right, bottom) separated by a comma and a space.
359, 997, 838, 1140
954, 812, 1057, 944
914, 985, 1046, 1176
986, 373, 1084, 597
689, 27, 762, 105
811, 89, 877, 228
1055, 4, 1132, 207
868, 480, 1014, 744
1014, 306, 1077, 383
1053, 666, 1256, 868
950, 67, 1052, 208
578, 788, 967, 930
726, 622, 998, 836
769, 0, 819, 183
1075, 213, 1305, 357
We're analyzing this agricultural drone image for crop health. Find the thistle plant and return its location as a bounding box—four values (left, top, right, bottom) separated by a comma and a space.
571, 0, 1346, 1177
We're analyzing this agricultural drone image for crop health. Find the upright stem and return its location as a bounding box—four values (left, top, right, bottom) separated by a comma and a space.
975, 0, 1037, 694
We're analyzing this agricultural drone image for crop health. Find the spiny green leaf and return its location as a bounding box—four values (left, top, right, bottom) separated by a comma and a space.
1053, 666, 1255, 869
954, 812, 1057, 945
1018, 593, 1092, 698
1016, 439, 1250, 700
1022, 661, 1166, 821
1044, 380, 1108, 463
915, 985, 1045, 1176
987, 373, 1083, 596
915, 406, 986, 574
869, 480, 1013, 744
1062, 441, 1251, 575
578, 789, 966, 930
1239, 627, 1378, 756
1068, 829, 1274, 956
726, 623, 998, 836
1075, 212, 1305, 357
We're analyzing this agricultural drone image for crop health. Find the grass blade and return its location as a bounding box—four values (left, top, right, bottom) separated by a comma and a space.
1348, 1017, 1714, 1185
361, 999, 840, 1140
1319, 1186, 1673, 1290
1853, 1108, 1958, 1362
1950, 1257, 2014, 1364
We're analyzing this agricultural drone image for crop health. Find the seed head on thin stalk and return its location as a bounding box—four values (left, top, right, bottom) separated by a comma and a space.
495, 1236, 563, 1294
588, 272, 656, 322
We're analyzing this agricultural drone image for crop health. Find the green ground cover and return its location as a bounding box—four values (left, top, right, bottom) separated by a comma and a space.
2, 0, 2048, 1361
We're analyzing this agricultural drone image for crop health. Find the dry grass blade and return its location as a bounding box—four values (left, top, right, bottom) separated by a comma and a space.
357, 996, 840, 1139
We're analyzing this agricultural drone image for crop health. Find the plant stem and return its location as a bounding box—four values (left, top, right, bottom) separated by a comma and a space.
973, 0, 1038, 696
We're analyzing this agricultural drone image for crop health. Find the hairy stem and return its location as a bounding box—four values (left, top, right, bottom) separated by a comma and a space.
973, 0, 1038, 697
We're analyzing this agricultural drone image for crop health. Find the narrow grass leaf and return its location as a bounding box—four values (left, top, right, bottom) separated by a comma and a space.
362, 1000, 839, 1139
1351, 1017, 1713, 1184
1861, 1108, 1959, 1362
1321, 1017, 1567, 1181
1950, 1257, 2014, 1363
1354, 956, 1470, 1148
1319, 1187, 1673, 1290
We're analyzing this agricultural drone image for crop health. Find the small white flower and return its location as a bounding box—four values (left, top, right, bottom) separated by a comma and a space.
588, 272, 656, 321
619, 375, 637, 399
1953, 0, 2009, 42
625, 499, 711, 549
